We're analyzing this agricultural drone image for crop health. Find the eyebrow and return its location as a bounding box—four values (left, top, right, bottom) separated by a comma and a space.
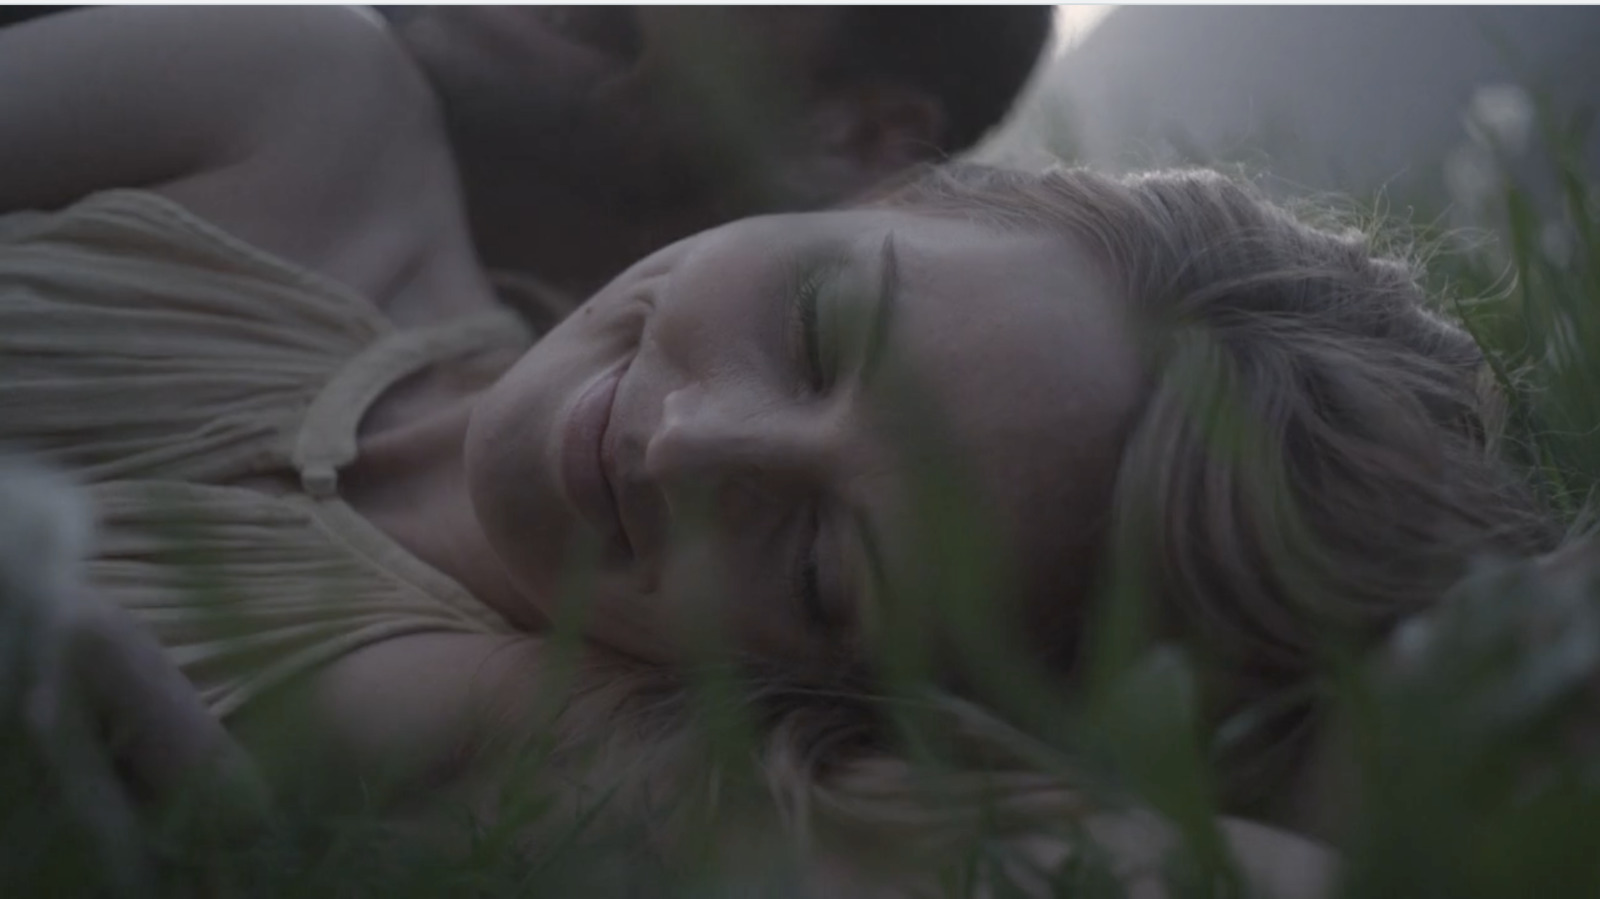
858, 232, 901, 385
848, 505, 890, 637
841, 232, 901, 632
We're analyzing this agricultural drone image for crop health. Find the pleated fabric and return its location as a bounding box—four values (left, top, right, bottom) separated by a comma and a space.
1, 190, 532, 717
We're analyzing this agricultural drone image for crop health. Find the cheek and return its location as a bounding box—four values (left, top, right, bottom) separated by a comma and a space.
560, 270, 663, 348
575, 536, 727, 662
645, 274, 787, 389
651, 536, 814, 662
596, 534, 731, 634
654, 529, 735, 624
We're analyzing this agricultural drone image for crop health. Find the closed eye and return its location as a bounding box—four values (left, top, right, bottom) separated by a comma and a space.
783, 258, 841, 631
793, 267, 827, 392
791, 505, 828, 630
787, 255, 846, 395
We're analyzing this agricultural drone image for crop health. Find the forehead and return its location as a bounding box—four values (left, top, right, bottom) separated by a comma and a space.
856, 214, 1143, 631
886, 216, 1138, 446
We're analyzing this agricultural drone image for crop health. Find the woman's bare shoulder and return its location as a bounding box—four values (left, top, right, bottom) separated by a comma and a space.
229, 632, 549, 803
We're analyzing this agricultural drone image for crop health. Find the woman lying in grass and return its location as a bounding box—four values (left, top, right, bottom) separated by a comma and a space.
0, 10, 1569, 899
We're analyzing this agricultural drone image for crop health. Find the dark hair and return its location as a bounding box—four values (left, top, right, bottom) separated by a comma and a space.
823, 8, 1055, 153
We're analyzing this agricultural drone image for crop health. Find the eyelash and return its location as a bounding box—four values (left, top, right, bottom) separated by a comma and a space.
787, 262, 831, 628
794, 267, 828, 393
794, 507, 828, 630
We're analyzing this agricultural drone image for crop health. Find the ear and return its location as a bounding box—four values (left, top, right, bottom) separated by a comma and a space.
800, 82, 949, 182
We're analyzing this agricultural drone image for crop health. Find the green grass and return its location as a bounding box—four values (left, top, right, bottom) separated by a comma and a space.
4, 92, 1600, 899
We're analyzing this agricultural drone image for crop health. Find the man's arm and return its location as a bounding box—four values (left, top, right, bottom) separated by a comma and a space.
0, 6, 400, 215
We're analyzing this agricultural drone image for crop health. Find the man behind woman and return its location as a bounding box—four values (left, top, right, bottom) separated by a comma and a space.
1, 7, 1586, 898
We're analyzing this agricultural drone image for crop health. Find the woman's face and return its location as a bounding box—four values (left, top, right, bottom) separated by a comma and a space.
465, 208, 1142, 667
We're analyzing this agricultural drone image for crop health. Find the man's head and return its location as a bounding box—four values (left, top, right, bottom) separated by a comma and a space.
392, 7, 1054, 290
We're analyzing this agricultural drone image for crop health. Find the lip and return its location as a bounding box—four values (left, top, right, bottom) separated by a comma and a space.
560, 364, 632, 561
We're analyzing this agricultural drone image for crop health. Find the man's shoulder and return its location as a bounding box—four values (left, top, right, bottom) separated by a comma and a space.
50, 7, 437, 156
200, 7, 405, 71
0, 6, 443, 218
144, 8, 465, 307
156, 6, 451, 218
221, 7, 435, 131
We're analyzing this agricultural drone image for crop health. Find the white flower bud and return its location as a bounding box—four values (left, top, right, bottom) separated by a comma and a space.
1444, 142, 1499, 214
1465, 83, 1535, 157
1540, 221, 1573, 269
0, 454, 94, 612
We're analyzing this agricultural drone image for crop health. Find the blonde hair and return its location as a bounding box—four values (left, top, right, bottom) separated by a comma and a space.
867, 164, 1558, 802
500, 164, 1560, 881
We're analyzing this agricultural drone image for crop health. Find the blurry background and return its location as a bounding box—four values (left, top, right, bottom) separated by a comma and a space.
981, 6, 1600, 218
4, 8, 1600, 896
5, 5, 1595, 213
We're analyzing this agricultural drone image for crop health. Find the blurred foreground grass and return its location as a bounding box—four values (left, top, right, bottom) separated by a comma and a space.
4, 92, 1600, 899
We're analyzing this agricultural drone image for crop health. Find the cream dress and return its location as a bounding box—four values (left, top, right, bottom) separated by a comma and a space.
0, 190, 532, 718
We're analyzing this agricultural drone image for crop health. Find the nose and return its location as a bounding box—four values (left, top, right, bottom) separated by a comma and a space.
644, 386, 833, 521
